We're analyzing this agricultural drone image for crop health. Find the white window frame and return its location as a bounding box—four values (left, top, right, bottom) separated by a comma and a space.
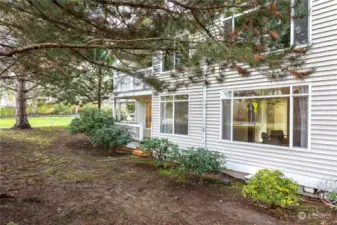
159, 94, 190, 136
220, 0, 312, 47
219, 84, 311, 150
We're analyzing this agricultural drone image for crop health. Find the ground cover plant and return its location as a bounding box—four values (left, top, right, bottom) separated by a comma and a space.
242, 169, 299, 208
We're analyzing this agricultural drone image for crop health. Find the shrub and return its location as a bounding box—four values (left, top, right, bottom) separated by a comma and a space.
242, 169, 299, 208
139, 138, 180, 165
53, 103, 72, 115
90, 126, 132, 152
68, 108, 115, 136
176, 147, 226, 178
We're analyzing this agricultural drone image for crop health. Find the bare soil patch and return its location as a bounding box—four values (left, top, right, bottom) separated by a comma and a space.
0, 128, 336, 225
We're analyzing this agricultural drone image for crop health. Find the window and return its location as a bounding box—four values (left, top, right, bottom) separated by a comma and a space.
221, 0, 310, 46
160, 95, 189, 135
292, 0, 310, 45
119, 102, 135, 122
221, 86, 309, 148
162, 34, 189, 72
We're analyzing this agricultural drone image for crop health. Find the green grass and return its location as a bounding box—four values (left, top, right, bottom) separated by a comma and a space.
0, 116, 74, 128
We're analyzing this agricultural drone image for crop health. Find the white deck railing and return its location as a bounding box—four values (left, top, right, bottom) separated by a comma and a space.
115, 122, 144, 141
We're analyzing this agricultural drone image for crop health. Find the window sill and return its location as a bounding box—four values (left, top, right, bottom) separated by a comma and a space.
219, 139, 309, 151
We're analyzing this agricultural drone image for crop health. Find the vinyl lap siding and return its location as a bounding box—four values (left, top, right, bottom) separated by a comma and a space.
204, 0, 337, 182
151, 0, 337, 187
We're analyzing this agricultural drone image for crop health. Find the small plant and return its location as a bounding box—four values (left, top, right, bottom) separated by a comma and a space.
68, 108, 115, 136
242, 169, 299, 208
176, 147, 226, 179
317, 179, 337, 210
139, 138, 180, 165
90, 126, 132, 153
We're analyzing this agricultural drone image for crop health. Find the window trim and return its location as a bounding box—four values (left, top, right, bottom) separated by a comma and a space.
219, 84, 311, 150
159, 93, 190, 136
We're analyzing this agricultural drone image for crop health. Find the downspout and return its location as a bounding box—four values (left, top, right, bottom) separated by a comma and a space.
202, 64, 208, 148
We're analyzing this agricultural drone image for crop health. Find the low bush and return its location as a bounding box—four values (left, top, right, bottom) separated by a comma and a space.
176, 147, 226, 178
90, 126, 132, 152
139, 138, 180, 165
242, 169, 299, 208
68, 108, 132, 153
68, 108, 115, 136
53, 103, 72, 115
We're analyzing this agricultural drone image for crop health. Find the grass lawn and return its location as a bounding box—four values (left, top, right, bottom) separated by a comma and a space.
0, 116, 74, 128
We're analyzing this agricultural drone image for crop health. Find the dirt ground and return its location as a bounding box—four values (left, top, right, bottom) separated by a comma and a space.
0, 128, 336, 225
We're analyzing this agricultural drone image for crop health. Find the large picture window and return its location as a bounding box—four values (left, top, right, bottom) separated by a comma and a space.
119, 102, 136, 122
160, 95, 189, 135
221, 86, 309, 148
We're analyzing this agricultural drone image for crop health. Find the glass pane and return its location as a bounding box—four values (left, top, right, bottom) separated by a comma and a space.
174, 102, 189, 135
163, 52, 174, 71
222, 99, 232, 140
233, 97, 290, 146
293, 86, 308, 94
293, 0, 309, 45
293, 96, 308, 148
175, 95, 188, 100
234, 87, 290, 97
223, 18, 233, 37
175, 34, 189, 68
161, 96, 173, 101
221, 91, 232, 99
120, 102, 135, 121
160, 102, 173, 133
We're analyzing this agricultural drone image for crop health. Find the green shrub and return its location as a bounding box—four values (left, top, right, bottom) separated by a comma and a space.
176, 147, 226, 178
68, 108, 115, 136
81, 103, 97, 112
139, 138, 180, 165
242, 169, 299, 208
0, 107, 16, 117
53, 103, 72, 115
90, 126, 132, 152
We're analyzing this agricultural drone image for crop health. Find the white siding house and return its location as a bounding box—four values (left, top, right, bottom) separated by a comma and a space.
112, 0, 337, 190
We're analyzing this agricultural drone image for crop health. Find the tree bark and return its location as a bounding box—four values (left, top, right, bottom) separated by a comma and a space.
97, 67, 102, 110
12, 79, 31, 129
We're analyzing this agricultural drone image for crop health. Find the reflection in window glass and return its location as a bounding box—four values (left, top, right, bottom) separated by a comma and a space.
293, 0, 309, 45
223, 18, 233, 37
175, 95, 188, 100
161, 96, 173, 101
232, 97, 290, 146
160, 102, 173, 133
174, 102, 188, 135
293, 96, 308, 148
222, 99, 232, 140
120, 102, 135, 121
163, 52, 174, 71
293, 86, 308, 94
234, 87, 290, 97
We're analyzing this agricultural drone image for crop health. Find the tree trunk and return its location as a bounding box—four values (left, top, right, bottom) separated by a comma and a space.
97, 67, 102, 110
12, 79, 31, 129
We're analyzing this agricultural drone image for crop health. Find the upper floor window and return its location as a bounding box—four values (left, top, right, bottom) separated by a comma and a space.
221, 85, 309, 148
162, 34, 190, 72
221, 0, 310, 47
160, 95, 189, 135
